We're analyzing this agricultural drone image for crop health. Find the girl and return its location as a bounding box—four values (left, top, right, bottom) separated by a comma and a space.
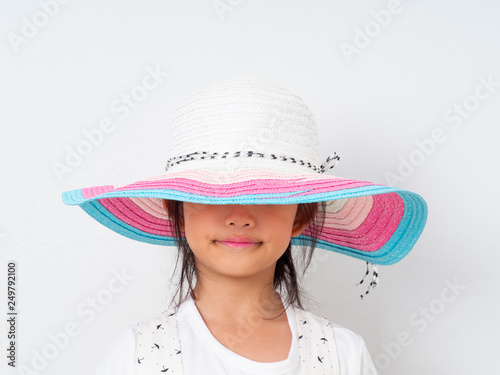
63, 75, 427, 374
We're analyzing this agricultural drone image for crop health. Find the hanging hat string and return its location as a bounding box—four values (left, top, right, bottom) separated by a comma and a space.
318, 153, 380, 299
318, 152, 381, 300
318, 152, 340, 174
356, 262, 379, 300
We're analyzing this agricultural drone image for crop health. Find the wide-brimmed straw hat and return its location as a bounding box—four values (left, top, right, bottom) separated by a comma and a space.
62, 75, 427, 266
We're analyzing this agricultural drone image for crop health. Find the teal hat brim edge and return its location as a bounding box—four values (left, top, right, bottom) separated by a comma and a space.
64, 185, 428, 266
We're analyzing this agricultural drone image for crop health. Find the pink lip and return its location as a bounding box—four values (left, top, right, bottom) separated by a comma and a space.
217, 237, 260, 248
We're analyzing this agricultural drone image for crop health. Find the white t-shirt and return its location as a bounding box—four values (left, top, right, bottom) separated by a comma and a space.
96, 298, 377, 374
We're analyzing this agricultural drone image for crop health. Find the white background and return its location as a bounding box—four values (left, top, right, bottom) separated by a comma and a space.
1, 1, 499, 374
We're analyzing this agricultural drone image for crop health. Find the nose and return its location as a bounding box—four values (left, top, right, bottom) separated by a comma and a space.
223, 205, 255, 228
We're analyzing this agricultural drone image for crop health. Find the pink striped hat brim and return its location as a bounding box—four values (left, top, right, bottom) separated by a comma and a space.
62, 170, 427, 265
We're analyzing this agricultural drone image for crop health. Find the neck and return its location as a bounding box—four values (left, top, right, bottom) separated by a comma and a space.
191, 265, 285, 323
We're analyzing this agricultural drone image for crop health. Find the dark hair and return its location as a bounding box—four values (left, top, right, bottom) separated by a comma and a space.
163, 200, 326, 309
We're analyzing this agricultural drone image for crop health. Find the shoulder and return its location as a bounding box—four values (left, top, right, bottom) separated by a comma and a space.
95, 327, 137, 375
294, 307, 366, 348
294, 308, 378, 375
295, 308, 366, 347
137, 309, 178, 332
94, 310, 178, 375
332, 323, 378, 375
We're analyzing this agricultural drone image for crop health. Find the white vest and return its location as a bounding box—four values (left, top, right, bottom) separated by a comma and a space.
136, 306, 340, 375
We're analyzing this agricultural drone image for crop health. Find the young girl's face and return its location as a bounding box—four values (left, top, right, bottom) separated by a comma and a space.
181, 203, 307, 280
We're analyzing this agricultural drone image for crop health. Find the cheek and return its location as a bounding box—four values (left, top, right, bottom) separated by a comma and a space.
181, 211, 198, 246
182, 206, 202, 234
272, 211, 297, 233
265, 217, 295, 248
182, 213, 215, 250
276, 237, 292, 255
183, 219, 202, 245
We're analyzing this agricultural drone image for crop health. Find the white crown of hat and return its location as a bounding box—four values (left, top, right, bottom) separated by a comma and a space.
166, 75, 324, 175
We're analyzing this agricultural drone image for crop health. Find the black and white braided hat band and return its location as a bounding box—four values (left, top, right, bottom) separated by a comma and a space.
165, 151, 340, 174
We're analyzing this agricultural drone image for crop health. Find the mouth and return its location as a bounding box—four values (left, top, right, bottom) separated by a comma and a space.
216, 236, 261, 249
